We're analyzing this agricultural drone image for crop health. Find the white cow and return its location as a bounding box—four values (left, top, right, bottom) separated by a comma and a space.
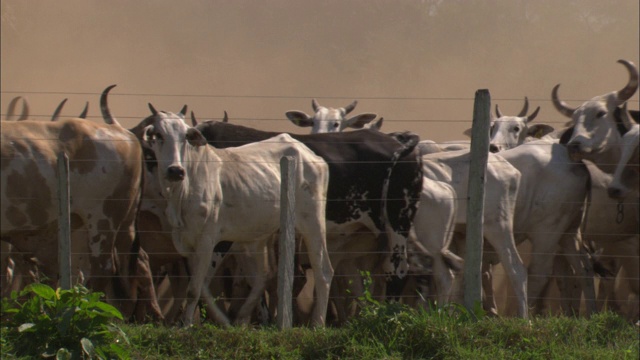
553, 59, 639, 321
495, 139, 596, 315
286, 99, 378, 133
420, 149, 528, 318
487, 97, 553, 153
140, 106, 333, 326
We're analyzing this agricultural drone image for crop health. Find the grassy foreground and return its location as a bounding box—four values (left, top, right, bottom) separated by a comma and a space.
2, 296, 638, 359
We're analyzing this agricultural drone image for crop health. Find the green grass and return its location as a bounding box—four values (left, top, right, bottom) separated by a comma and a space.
3, 300, 639, 359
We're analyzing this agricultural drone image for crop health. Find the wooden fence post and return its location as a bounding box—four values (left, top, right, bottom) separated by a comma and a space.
464, 89, 491, 315
277, 156, 297, 329
57, 152, 72, 290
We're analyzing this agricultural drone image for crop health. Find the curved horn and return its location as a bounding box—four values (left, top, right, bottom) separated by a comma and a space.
148, 103, 158, 115
616, 59, 639, 103
495, 104, 503, 118
18, 97, 29, 120
517, 97, 530, 117
311, 98, 320, 112
620, 103, 635, 131
179, 105, 188, 118
551, 84, 576, 118
526, 106, 540, 123
78, 102, 89, 119
223, 110, 229, 123
51, 98, 68, 121
100, 84, 122, 126
6, 96, 21, 120
190, 111, 198, 126
343, 100, 358, 114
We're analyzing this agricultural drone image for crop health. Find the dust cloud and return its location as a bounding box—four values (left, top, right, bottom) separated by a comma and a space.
1, 0, 638, 142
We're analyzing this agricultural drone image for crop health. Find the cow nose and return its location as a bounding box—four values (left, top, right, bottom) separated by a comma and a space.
489, 144, 500, 153
166, 166, 185, 182
567, 142, 580, 154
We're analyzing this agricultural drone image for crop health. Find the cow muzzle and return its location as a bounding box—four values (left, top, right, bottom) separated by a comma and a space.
566, 142, 585, 162
607, 185, 627, 200
166, 165, 185, 182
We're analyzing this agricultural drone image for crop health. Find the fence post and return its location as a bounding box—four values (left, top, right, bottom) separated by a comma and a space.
277, 156, 297, 329
464, 89, 491, 315
57, 152, 72, 290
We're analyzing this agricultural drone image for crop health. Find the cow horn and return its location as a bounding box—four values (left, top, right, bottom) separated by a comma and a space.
190, 111, 198, 126
551, 84, 576, 118
527, 106, 540, 123
343, 100, 358, 114
616, 59, 639, 104
620, 103, 635, 131
148, 103, 158, 115
312, 98, 320, 112
179, 105, 188, 118
495, 104, 503, 118
517, 97, 530, 117
79, 102, 89, 119
6, 96, 25, 120
18, 97, 29, 120
223, 110, 229, 123
100, 84, 122, 126
51, 98, 68, 121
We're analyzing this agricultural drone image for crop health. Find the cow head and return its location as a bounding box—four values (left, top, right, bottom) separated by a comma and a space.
142, 104, 207, 184
553, 59, 639, 163
607, 104, 640, 199
285, 98, 378, 133
487, 97, 549, 153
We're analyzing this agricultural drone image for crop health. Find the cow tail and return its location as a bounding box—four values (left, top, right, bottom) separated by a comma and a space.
121, 148, 146, 285
379, 132, 420, 228
379, 134, 421, 282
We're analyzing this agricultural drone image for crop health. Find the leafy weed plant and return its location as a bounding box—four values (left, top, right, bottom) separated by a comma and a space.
1, 283, 129, 359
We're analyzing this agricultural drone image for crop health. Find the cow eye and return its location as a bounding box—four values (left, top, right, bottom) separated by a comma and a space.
513, 126, 520, 133
333, 122, 339, 128
597, 111, 606, 118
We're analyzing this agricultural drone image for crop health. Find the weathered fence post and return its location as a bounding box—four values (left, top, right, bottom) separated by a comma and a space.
464, 89, 491, 315
277, 156, 297, 329
57, 152, 71, 290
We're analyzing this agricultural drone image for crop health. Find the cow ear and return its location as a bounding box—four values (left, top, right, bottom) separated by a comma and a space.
527, 124, 554, 139
285, 111, 314, 127
344, 113, 378, 129
186, 128, 207, 147
368, 117, 384, 131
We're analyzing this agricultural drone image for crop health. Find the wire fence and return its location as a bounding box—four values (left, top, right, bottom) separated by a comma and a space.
1, 90, 638, 324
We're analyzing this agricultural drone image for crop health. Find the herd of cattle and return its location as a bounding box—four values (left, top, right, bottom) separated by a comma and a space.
1, 59, 638, 327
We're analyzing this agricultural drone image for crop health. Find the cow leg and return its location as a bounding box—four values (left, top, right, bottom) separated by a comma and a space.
133, 248, 164, 322
483, 224, 528, 319
233, 242, 270, 325
296, 216, 333, 327
558, 232, 597, 316
182, 237, 217, 326
614, 236, 639, 322
550, 254, 579, 315
412, 181, 460, 307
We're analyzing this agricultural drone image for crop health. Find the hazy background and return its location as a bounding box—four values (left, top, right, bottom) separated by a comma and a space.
2, 0, 638, 142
